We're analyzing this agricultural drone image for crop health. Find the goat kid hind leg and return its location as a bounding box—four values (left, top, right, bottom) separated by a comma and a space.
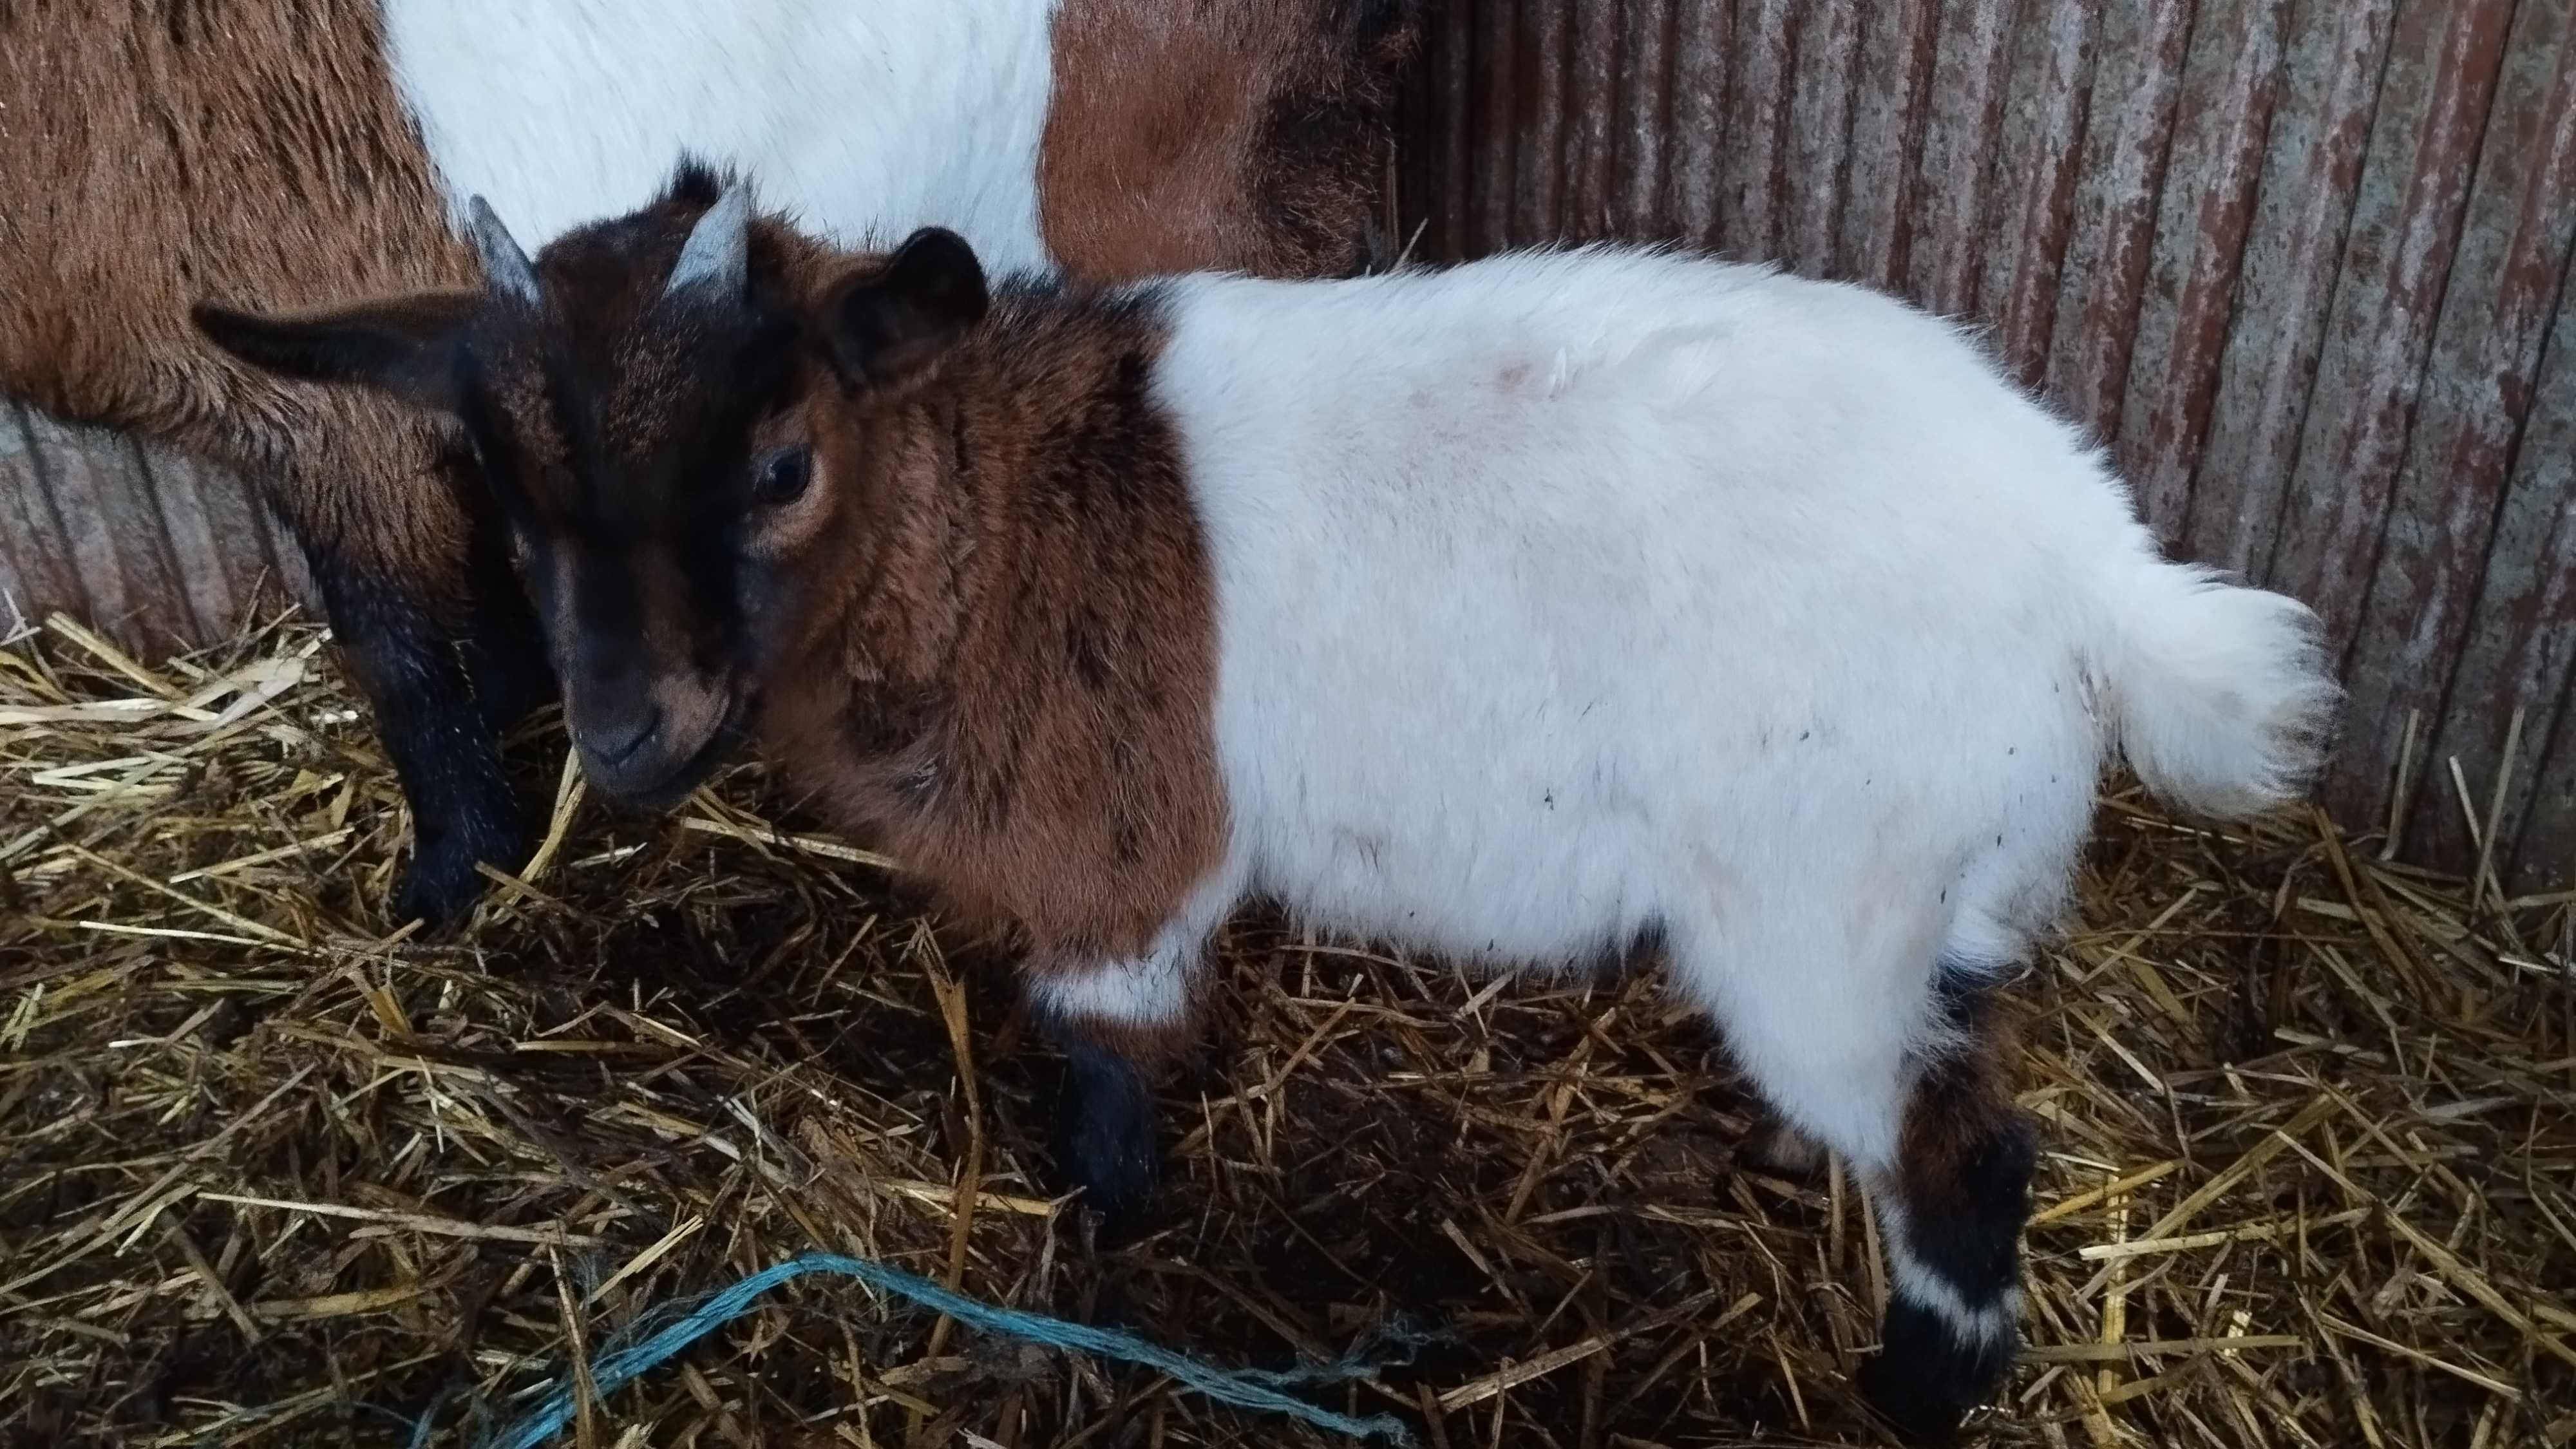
1863, 978, 2038, 1444
1685, 931, 2034, 1444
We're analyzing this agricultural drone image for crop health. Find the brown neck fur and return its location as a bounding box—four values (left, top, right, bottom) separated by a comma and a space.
761, 281, 1225, 964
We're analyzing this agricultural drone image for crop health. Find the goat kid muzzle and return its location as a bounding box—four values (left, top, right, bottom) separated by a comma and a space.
565, 684, 744, 810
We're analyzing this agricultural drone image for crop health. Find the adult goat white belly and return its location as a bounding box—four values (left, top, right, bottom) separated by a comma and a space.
384, 0, 1057, 271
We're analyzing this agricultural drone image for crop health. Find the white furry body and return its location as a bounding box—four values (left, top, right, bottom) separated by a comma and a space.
1039, 248, 2335, 1195
384, 0, 1058, 273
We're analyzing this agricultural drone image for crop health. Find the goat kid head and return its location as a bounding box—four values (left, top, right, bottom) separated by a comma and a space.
193, 171, 991, 808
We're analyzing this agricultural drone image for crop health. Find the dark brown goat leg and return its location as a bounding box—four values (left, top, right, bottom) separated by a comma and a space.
295, 464, 552, 931
457, 503, 560, 738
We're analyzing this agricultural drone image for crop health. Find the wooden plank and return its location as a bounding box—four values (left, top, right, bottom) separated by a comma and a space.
0, 400, 82, 637
14, 407, 172, 650
1511, 0, 1573, 243
123, 438, 217, 643
2, 401, 101, 638
1468, 0, 1522, 255
2510, 646, 2576, 893
2495, 220, 2576, 891
3, 395, 313, 657
135, 440, 301, 641
1908, 0, 2019, 316
1563, 0, 1622, 241
1665, 0, 1735, 247
1417, 0, 1477, 261
120, 434, 217, 643
1719, 0, 1795, 260
2184, 0, 2401, 577
2183, 0, 2396, 580
2345, 2, 2576, 864
2117, 0, 2293, 539
1612, 0, 1680, 240
2487, 258, 2576, 891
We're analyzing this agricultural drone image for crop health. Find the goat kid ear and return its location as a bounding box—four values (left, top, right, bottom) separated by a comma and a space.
191, 292, 482, 415
824, 227, 989, 392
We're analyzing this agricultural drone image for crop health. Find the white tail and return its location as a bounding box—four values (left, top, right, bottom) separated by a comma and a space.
2100, 556, 2341, 819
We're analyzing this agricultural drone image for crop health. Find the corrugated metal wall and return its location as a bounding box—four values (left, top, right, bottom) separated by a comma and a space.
1392, 0, 2576, 891
0, 404, 311, 652
4, 0, 2572, 887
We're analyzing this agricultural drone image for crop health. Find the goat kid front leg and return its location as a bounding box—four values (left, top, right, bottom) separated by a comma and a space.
1030, 949, 1197, 1240
457, 499, 558, 736
307, 540, 527, 933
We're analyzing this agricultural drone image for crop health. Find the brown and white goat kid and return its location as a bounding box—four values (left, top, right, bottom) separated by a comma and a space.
195, 182, 2341, 1444
4, 0, 1413, 928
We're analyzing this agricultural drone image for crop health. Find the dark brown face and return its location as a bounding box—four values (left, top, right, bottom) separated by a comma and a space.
192, 164, 796, 805
191, 163, 990, 808
466, 193, 806, 805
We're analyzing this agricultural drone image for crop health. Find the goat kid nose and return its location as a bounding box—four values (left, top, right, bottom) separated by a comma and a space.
588, 708, 663, 767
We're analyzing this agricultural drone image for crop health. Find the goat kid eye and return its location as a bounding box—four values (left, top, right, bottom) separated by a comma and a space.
753, 448, 811, 506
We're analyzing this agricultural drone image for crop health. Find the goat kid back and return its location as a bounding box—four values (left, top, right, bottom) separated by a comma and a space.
1, 0, 1414, 929
193, 185, 2340, 1445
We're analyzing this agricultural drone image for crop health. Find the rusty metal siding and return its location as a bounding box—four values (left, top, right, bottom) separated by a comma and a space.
1395, 0, 2576, 888
2349, 0, 2576, 875
0, 404, 309, 652
2494, 296, 2576, 886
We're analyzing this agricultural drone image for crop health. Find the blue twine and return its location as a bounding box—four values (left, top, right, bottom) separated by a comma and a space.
466, 1252, 1417, 1448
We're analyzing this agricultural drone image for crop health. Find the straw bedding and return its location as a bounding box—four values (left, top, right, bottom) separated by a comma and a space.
3, 612, 2570, 1448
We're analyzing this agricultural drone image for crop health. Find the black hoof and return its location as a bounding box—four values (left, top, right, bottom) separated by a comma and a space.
393, 850, 483, 934
1860, 1297, 2012, 1446
1859, 1351, 1969, 1446
393, 813, 520, 933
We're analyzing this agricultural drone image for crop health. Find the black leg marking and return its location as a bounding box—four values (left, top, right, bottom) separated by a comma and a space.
310, 550, 522, 931
1899, 1112, 2038, 1307
1861, 1113, 2037, 1446
1861, 971, 2039, 1444
1049, 1034, 1161, 1240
